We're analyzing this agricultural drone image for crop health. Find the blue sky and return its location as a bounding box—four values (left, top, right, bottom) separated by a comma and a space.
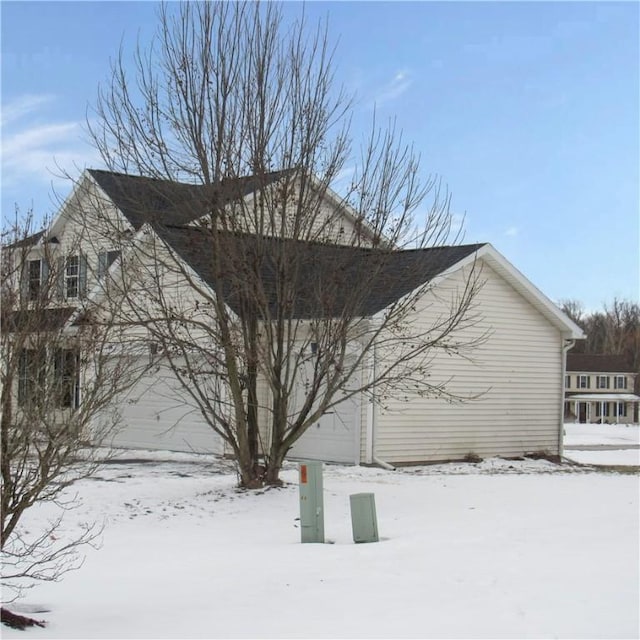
1, 1, 638, 311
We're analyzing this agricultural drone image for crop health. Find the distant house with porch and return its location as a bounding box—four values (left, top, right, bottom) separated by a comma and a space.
565, 354, 639, 424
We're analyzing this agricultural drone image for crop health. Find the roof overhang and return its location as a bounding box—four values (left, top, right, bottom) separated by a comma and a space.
567, 393, 640, 402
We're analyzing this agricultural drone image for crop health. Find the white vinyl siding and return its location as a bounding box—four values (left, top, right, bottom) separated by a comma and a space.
372, 263, 564, 463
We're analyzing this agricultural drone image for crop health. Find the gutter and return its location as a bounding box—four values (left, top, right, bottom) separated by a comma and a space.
365, 340, 396, 471
559, 338, 575, 458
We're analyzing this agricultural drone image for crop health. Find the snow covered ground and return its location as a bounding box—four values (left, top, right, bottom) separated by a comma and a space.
3, 444, 638, 639
563, 422, 640, 466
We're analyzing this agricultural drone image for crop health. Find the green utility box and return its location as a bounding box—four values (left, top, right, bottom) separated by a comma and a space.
349, 493, 379, 543
299, 461, 324, 543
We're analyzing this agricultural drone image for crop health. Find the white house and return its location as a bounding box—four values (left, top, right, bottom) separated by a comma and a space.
10, 169, 585, 465
565, 354, 639, 424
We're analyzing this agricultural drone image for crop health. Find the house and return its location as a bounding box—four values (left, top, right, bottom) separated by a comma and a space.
564, 354, 639, 424
6, 168, 585, 465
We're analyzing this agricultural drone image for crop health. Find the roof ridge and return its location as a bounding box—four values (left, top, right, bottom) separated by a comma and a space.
161, 223, 485, 256
87, 167, 292, 187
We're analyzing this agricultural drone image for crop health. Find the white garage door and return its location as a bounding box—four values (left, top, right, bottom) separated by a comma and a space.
287, 389, 361, 464
108, 358, 223, 455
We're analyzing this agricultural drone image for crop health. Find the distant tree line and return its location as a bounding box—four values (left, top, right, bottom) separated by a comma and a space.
559, 298, 640, 390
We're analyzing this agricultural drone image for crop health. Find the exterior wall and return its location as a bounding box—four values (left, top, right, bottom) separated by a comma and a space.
565, 372, 633, 394
230, 180, 374, 247
373, 262, 564, 463
16, 176, 132, 313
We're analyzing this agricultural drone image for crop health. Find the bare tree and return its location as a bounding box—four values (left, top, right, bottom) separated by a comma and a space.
83, 1, 484, 488
560, 297, 640, 371
1, 209, 145, 617
558, 299, 584, 326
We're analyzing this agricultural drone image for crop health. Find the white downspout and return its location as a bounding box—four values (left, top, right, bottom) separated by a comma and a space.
560, 338, 575, 458
365, 340, 395, 471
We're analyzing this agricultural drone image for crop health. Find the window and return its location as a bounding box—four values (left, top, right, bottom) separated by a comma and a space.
596, 376, 610, 389
25, 259, 49, 301
565, 375, 571, 389
595, 402, 610, 418
61, 255, 87, 299
65, 256, 79, 298
577, 375, 590, 389
97, 250, 121, 279
54, 349, 80, 408
617, 402, 627, 418
17, 348, 79, 409
614, 376, 627, 390
28, 260, 42, 300
18, 349, 45, 406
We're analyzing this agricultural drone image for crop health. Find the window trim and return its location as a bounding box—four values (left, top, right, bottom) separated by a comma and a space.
614, 375, 627, 390
18, 348, 45, 407
28, 259, 42, 300
65, 255, 80, 299
60, 254, 87, 300
54, 349, 80, 409
17, 347, 80, 409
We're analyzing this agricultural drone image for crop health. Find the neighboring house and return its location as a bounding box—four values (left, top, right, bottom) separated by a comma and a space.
6, 169, 585, 465
565, 354, 639, 424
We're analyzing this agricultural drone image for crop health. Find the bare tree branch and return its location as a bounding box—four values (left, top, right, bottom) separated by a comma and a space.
80, 1, 486, 488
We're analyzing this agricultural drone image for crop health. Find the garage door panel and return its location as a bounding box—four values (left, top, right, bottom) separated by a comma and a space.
288, 386, 360, 464
109, 358, 223, 454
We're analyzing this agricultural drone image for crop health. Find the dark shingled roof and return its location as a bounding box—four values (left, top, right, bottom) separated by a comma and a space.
566, 353, 635, 374
88, 169, 291, 229
155, 225, 484, 319
1, 307, 76, 333
5, 230, 45, 249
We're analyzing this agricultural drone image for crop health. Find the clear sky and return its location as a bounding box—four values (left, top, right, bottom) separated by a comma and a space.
1, 1, 638, 311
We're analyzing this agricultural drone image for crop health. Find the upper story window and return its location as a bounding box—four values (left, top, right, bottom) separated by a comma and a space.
65, 256, 79, 298
24, 258, 50, 301
565, 375, 571, 389
577, 375, 590, 389
596, 375, 610, 389
28, 259, 43, 300
614, 376, 627, 390
60, 254, 87, 300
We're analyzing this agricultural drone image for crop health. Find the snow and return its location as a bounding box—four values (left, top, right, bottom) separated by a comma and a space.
563, 422, 640, 466
3, 450, 639, 639
564, 422, 640, 447
564, 448, 640, 466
